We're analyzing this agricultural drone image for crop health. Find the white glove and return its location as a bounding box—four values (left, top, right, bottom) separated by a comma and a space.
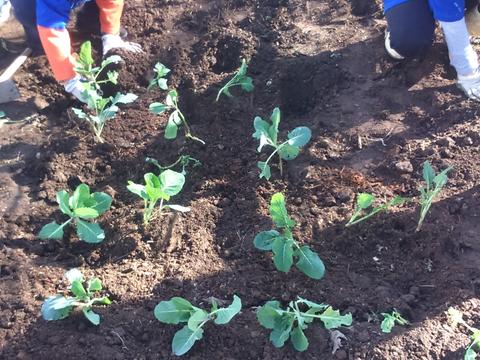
102, 34, 142, 56
63, 76, 88, 103
0, 0, 11, 24
458, 68, 480, 101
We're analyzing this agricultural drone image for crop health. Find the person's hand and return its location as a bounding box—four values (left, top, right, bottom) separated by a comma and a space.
63, 76, 88, 103
102, 34, 142, 56
458, 69, 480, 101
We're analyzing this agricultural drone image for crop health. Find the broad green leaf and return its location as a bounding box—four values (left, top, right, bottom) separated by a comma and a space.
91, 296, 111, 306
154, 297, 195, 324
157, 78, 168, 91
278, 144, 300, 161
78, 41, 94, 68
214, 295, 242, 325
101, 55, 122, 67
87, 278, 102, 292
288, 127, 312, 147
144, 173, 165, 201
149, 102, 168, 114
41, 295, 75, 321
76, 219, 105, 244
74, 207, 100, 219
258, 161, 271, 180
56, 190, 73, 216
165, 111, 180, 139
272, 237, 294, 273
38, 221, 66, 240
389, 195, 408, 207
253, 230, 280, 251
65, 269, 84, 284
291, 326, 309, 352
268, 107, 281, 144
253, 117, 271, 151
70, 279, 87, 298
294, 246, 325, 280
269, 193, 295, 229
187, 309, 209, 330
112, 92, 137, 104
380, 314, 395, 333
296, 298, 327, 310
83, 308, 100, 325
240, 77, 254, 92
465, 348, 477, 360
154, 62, 171, 77
91, 192, 112, 215
159, 169, 185, 196
356, 193, 375, 209
422, 161, 436, 186
72, 108, 88, 119
320, 307, 352, 329
107, 70, 119, 84
433, 167, 452, 189
257, 301, 281, 329
172, 325, 204, 356
166, 90, 178, 106
127, 182, 148, 200
167, 204, 191, 213
471, 329, 480, 348
70, 184, 91, 209
270, 315, 294, 348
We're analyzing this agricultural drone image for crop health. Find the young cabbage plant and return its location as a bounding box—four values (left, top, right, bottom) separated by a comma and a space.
346, 193, 408, 227
38, 184, 112, 244
257, 297, 352, 352
145, 155, 201, 176
254, 193, 325, 280
150, 89, 205, 145
380, 310, 409, 333
41, 269, 111, 325
148, 62, 170, 91
127, 169, 189, 224
154, 295, 242, 356
216, 58, 254, 101
416, 161, 452, 231
72, 41, 138, 143
253, 107, 311, 180
448, 307, 480, 360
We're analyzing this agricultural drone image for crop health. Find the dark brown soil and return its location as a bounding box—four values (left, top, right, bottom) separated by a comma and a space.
1, 0, 480, 359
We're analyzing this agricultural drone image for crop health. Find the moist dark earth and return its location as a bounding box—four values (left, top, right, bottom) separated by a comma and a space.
1, 0, 480, 359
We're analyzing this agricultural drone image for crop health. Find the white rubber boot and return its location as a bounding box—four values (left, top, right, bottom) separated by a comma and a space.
385, 30, 405, 60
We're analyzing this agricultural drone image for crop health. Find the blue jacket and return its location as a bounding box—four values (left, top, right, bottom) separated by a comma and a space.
37, 0, 91, 29
384, 0, 465, 22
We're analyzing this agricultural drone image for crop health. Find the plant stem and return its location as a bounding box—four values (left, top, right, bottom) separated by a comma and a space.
177, 110, 205, 145
278, 155, 283, 176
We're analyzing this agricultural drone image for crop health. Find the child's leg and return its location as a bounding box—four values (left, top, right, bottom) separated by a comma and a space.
385, 0, 436, 59
10, 0, 43, 53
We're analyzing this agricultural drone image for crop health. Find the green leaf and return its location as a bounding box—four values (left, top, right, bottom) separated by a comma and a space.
159, 169, 185, 196
465, 348, 477, 360
107, 70, 119, 84
91, 192, 112, 215
65, 269, 84, 284
78, 41, 94, 68
257, 161, 271, 180
356, 193, 375, 209
144, 173, 164, 201
254, 230, 280, 251
91, 296, 111, 306
269, 193, 295, 229
272, 237, 294, 273
296, 298, 327, 310
154, 297, 195, 324
74, 207, 100, 219
319, 307, 352, 329
268, 107, 281, 145
288, 127, 311, 147
422, 161, 436, 186
294, 246, 325, 280
83, 308, 100, 325
101, 55, 122, 67
257, 301, 281, 329
112, 92, 137, 105
240, 77, 254, 92
149, 102, 168, 114
165, 111, 180, 139
76, 219, 105, 244
166, 90, 178, 106
38, 221, 66, 240
56, 190, 73, 216
214, 295, 242, 325
278, 144, 300, 161
70, 280, 87, 298
380, 314, 396, 333
41, 295, 75, 321
253, 117, 271, 152
127, 182, 148, 200
270, 315, 294, 348
172, 325, 204, 356
70, 184, 91, 209
87, 278, 102, 292
187, 309, 209, 330
291, 326, 309, 352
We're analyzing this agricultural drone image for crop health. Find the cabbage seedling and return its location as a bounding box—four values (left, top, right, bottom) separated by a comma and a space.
145, 155, 201, 175
72, 41, 138, 143
150, 90, 205, 145
253, 107, 311, 180
416, 161, 452, 231
346, 193, 408, 227
127, 169, 189, 224
154, 295, 242, 356
448, 307, 480, 360
257, 297, 352, 352
254, 193, 325, 279
38, 184, 112, 244
216, 58, 254, 101
148, 62, 170, 91
41, 269, 111, 325
380, 310, 409, 333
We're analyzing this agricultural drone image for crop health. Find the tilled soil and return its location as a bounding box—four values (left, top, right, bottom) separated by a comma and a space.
1, 0, 480, 359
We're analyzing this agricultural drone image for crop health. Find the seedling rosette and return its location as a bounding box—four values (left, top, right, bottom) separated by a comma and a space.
216, 58, 254, 101
127, 169, 190, 224
38, 183, 112, 244
380, 310, 409, 333
346, 193, 408, 227
154, 295, 242, 356
148, 62, 171, 91
253, 107, 311, 180
41, 269, 111, 325
257, 297, 352, 352
254, 193, 325, 279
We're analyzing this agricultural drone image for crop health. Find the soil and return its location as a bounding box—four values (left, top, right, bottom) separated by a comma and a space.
1, 0, 480, 359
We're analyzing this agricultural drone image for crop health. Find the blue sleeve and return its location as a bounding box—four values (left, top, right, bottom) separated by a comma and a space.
429, 0, 465, 22
36, 0, 71, 29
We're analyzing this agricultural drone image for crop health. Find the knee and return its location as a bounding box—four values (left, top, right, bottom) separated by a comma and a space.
386, 27, 434, 59
10, 0, 35, 26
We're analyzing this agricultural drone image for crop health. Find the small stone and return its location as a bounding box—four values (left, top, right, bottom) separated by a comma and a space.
395, 160, 413, 173
217, 144, 225, 150
334, 189, 353, 203
462, 136, 474, 146
293, 197, 302, 206
436, 136, 455, 148
335, 349, 348, 359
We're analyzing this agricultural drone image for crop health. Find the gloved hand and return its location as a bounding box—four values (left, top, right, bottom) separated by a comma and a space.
102, 34, 142, 56
63, 76, 88, 103
0, 0, 11, 24
458, 68, 480, 101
